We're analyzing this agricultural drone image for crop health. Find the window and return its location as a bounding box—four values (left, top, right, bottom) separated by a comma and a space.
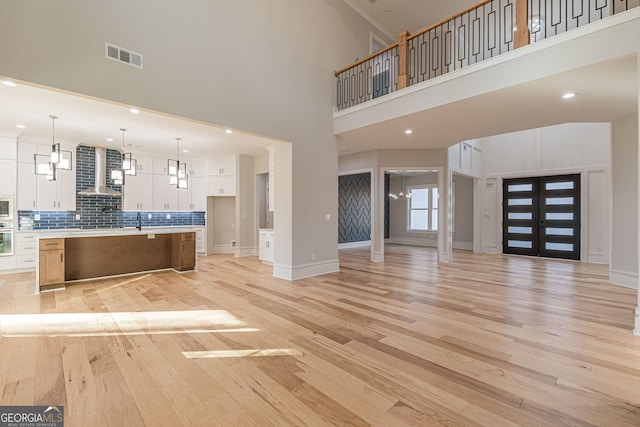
407, 185, 438, 231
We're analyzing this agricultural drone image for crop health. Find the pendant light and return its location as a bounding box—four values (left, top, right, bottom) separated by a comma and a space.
111, 128, 127, 185
168, 138, 188, 189
388, 171, 411, 200
48, 115, 72, 170
121, 128, 137, 176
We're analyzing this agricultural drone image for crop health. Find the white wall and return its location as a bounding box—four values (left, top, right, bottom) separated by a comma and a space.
236, 155, 256, 257
207, 197, 236, 254
453, 174, 473, 250
611, 115, 638, 288
389, 173, 438, 246
0, 0, 386, 280
480, 122, 611, 263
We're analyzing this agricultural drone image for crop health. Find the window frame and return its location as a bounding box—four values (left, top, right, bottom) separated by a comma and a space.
406, 184, 438, 232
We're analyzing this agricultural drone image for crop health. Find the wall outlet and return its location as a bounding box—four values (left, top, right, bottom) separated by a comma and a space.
231, 240, 236, 247
75, 214, 80, 220
34, 214, 40, 220
325, 214, 331, 221
311, 252, 316, 261
166, 214, 171, 219
148, 214, 152, 219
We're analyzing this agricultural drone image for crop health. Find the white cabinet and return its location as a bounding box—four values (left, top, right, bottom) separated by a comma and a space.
133, 154, 154, 174
207, 157, 236, 176
207, 176, 236, 196
153, 174, 179, 210
195, 227, 206, 255
123, 173, 154, 211
36, 168, 75, 211
17, 163, 37, 210
178, 187, 193, 211
0, 158, 17, 195
17, 142, 76, 211
259, 229, 274, 263
153, 158, 170, 175
15, 232, 37, 270
192, 177, 207, 211
189, 159, 207, 177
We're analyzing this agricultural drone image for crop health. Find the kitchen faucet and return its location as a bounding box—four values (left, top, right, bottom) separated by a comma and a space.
136, 212, 142, 231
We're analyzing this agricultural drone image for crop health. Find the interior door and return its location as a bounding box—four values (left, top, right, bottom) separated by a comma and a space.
503, 174, 580, 260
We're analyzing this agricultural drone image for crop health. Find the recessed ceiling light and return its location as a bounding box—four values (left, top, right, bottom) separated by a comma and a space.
562, 92, 576, 99
225, 129, 233, 134
183, 149, 188, 153
130, 108, 140, 114
2, 81, 17, 87
106, 137, 114, 142
384, 10, 391, 15
16, 124, 26, 129
404, 129, 413, 134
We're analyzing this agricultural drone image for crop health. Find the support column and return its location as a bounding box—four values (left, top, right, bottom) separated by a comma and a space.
514, 0, 530, 49
635, 53, 640, 336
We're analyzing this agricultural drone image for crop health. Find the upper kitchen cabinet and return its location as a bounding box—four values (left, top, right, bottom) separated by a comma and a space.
132, 154, 154, 174
17, 142, 76, 211
207, 156, 236, 176
123, 172, 154, 211
189, 159, 207, 177
153, 174, 179, 210
36, 168, 75, 211
0, 137, 17, 195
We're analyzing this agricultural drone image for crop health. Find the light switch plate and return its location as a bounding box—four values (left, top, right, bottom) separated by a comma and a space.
34, 214, 40, 220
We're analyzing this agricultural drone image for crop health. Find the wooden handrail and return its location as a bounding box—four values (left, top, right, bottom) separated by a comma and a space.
408, 0, 494, 41
335, 0, 523, 77
334, 42, 399, 77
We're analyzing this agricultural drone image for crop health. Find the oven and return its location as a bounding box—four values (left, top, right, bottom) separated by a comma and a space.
0, 198, 13, 219
0, 220, 13, 256
0, 198, 14, 256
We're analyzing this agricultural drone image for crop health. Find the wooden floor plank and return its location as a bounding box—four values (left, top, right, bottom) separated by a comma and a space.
0, 245, 639, 426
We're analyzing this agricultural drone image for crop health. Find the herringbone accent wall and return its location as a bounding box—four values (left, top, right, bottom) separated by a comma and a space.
339, 173, 371, 243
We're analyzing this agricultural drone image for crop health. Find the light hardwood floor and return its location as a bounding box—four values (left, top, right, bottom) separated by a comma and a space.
1, 245, 639, 426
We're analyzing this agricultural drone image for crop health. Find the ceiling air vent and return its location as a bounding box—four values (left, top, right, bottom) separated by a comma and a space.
105, 42, 143, 69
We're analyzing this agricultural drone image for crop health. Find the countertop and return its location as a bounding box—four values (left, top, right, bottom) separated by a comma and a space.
21, 226, 204, 239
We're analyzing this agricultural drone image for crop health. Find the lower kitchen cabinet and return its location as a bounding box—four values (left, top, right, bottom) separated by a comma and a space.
258, 229, 274, 263
39, 238, 65, 289
172, 232, 196, 271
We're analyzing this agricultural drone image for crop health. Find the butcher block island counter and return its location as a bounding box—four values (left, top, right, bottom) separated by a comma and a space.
36, 228, 198, 292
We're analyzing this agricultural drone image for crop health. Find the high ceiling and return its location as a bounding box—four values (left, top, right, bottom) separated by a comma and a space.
0, 80, 281, 158
344, 0, 480, 39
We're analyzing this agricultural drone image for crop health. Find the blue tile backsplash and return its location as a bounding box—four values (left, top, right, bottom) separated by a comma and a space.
18, 145, 206, 230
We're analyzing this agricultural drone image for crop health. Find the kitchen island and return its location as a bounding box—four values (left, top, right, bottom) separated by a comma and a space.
36, 228, 198, 292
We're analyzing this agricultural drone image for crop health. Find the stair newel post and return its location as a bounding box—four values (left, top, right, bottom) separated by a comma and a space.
514, 0, 530, 48
397, 30, 410, 90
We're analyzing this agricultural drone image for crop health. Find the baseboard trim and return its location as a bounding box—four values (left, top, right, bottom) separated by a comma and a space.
213, 245, 234, 254
453, 241, 473, 251
338, 240, 371, 249
609, 269, 638, 289
388, 237, 437, 247
273, 259, 340, 281
235, 245, 258, 257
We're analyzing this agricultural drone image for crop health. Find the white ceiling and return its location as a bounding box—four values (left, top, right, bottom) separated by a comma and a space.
0, 79, 280, 158
344, 0, 479, 39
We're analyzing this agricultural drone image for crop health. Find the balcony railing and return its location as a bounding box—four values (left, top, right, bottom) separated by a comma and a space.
335, 0, 639, 111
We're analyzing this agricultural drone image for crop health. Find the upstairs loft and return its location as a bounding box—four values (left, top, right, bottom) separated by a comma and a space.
334, 0, 640, 154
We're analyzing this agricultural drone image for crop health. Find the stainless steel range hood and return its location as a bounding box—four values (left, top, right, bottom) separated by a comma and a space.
78, 147, 121, 197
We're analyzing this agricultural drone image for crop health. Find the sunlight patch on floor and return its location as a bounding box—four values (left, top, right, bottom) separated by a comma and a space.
0, 309, 253, 337
182, 348, 304, 359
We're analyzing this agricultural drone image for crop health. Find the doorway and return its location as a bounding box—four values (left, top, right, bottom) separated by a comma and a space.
502, 174, 581, 260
